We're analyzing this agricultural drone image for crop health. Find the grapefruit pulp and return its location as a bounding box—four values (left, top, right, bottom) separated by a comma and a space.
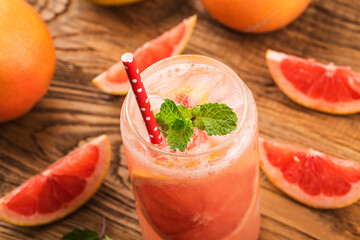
93, 15, 197, 95
266, 49, 360, 114
0, 135, 111, 226
259, 138, 360, 208
130, 164, 259, 239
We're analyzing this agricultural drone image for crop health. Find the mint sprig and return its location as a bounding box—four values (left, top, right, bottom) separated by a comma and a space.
61, 229, 112, 240
159, 99, 184, 125
155, 99, 238, 152
177, 104, 192, 119
167, 119, 194, 152
192, 103, 238, 136
61, 218, 111, 240
61, 228, 99, 240
155, 99, 183, 137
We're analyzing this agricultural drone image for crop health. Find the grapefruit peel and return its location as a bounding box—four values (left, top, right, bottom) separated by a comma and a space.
92, 15, 197, 95
0, 135, 111, 226
259, 138, 360, 209
266, 49, 360, 114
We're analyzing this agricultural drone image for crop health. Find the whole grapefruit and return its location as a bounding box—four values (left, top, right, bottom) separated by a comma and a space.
201, 0, 311, 33
0, 0, 55, 123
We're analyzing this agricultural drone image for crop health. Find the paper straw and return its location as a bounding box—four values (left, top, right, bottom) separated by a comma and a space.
122, 53, 162, 144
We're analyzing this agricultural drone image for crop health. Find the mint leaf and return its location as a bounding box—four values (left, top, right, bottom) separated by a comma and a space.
61, 229, 99, 240
192, 103, 238, 136
62, 218, 112, 240
167, 119, 194, 152
155, 112, 169, 136
172, 118, 187, 130
177, 104, 192, 119
159, 99, 184, 125
155, 99, 185, 137
154, 99, 237, 152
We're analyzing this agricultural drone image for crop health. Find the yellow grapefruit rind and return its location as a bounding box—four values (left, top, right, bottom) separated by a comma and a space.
259, 138, 360, 209
92, 15, 197, 95
266, 49, 360, 115
0, 135, 111, 226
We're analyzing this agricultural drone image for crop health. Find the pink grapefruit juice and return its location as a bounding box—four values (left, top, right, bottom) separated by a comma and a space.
120, 55, 260, 239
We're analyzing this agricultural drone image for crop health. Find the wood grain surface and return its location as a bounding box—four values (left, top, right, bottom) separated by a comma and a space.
1, 0, 360, 239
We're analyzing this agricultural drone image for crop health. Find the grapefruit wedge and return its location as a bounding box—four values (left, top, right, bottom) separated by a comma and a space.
266, 50, 360, 114
0, 135, 111, 226
93, 15, 197, 95
130, 165, 258, 239
259, 138, 360, 208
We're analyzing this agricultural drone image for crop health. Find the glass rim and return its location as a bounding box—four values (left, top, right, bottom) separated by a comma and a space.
125, 54, 248, 157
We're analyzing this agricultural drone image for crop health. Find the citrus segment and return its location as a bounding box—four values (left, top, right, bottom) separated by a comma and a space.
259, 138, 360, 208
187, 128, 207, 150
50, 144, 99, 178
266, 49, 360, 114
173, 87, 209, 108
0, 135, 111, 226
93, 15, 197, 95
131, 165, 258, 239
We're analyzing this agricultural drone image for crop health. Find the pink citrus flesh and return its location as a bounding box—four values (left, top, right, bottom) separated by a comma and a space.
266, 49, 360, 114
131, 168, 258, 240
93, 15, 197, 95
0, 135, 111, 226
259, 138, 360, 208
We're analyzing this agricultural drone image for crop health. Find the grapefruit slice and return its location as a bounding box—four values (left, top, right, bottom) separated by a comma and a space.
259, 138, 360, 208
0, 135, 111, 226
266, 50, 360, 114
93, 15, 197, 95
131, 164, 258, 239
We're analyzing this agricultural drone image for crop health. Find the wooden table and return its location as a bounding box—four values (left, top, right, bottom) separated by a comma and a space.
1, 0, 359, 239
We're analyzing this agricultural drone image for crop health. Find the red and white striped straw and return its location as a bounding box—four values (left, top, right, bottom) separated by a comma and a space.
121, 53, 162, 144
